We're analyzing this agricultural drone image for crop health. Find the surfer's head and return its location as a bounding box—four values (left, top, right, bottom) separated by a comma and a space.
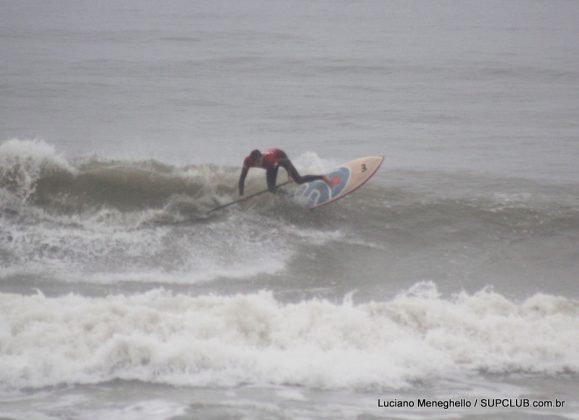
249, 149, 262, 165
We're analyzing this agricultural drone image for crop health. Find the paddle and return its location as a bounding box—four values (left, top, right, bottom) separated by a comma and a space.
206, 180, 292, 215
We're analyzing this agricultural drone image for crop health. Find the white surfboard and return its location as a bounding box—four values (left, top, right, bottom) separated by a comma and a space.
293, 156, 384, 209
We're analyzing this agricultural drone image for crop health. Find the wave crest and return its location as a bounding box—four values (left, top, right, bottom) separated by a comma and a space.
1, 283, 577, 390
0, 139, 75, 204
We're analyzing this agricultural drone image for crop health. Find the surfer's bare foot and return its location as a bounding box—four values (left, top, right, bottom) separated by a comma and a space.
322, 176, 333, 187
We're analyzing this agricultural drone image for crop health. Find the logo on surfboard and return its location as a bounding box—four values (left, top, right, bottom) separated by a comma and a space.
295, 167, 351, 208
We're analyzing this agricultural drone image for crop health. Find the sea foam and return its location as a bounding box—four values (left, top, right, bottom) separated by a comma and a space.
0, 282, 577, 391
0, 139, 75, 203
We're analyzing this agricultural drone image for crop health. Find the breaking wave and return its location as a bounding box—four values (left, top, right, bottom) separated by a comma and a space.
0, 282, 577, 391
0, 139, 245, 219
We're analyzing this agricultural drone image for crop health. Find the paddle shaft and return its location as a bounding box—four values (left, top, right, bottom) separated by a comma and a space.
206, 180, 292, 214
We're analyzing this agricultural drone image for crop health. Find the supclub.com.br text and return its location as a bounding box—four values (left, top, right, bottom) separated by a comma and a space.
378, 398, 566, 410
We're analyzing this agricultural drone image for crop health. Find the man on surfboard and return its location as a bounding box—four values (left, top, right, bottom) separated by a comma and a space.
238, 148, 332, 196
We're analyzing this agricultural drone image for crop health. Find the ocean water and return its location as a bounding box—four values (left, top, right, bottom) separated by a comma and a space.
1, 0, 579, 419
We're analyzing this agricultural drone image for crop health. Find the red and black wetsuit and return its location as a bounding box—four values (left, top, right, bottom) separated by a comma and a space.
238, 148, 325, 195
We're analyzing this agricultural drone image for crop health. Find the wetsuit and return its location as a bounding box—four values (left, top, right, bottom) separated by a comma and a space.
238, 148, 325, 195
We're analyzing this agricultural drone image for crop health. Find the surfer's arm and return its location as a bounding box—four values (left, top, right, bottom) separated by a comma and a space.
278, 159, 293, 182
266, 166, 279, 193
238, 166, 249, 196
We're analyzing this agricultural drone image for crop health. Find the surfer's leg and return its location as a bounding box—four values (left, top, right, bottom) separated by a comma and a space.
282, 160, 330, 185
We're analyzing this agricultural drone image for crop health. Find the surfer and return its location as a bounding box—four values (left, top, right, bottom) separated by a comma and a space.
238, 148, 332, 196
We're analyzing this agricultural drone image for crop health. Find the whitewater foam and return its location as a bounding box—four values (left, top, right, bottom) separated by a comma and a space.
0, 139, 75, 205
0, 282, 576, 391
1, 203, 349, 286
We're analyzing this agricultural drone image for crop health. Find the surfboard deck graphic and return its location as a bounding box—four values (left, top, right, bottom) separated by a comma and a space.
293, 156, 384, 209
